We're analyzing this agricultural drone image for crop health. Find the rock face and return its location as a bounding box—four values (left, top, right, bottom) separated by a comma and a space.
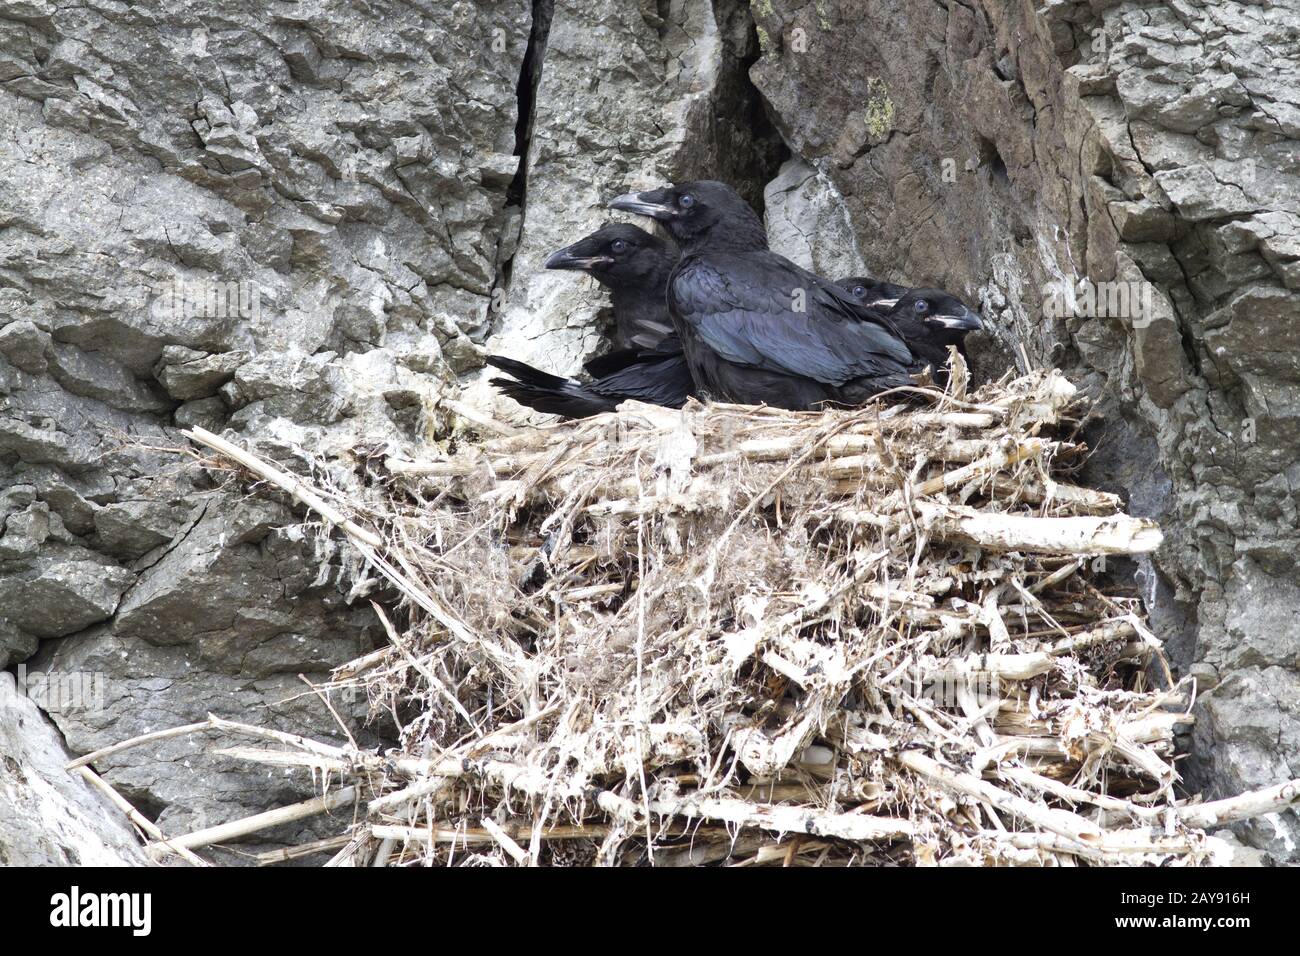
0, 0, 534, 856
0, 671, 147, 865
749, 0, 1300, 857
2, 0, 1296, 863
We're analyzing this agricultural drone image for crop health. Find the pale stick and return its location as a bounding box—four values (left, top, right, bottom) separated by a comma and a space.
149, 786, 359, 857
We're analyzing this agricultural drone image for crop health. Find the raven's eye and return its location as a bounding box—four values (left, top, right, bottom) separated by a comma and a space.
610, 239, 628, 254
678, 193, 696, 209
913, 299, 930, 313
852, 285, 866, 298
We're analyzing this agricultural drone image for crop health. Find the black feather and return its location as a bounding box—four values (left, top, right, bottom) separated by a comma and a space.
611, 181, 918, 410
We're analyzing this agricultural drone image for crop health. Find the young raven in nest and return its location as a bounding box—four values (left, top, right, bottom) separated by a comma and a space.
488, 217, 982, 418
486, 224, 695, 418
609, 181, 968, 411
839, 276, 910, 309
838, 278, 982, 387
542, 223, 676, 351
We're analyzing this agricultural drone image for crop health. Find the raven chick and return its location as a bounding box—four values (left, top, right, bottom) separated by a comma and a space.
486, 223, 694, 419
544, 223, 676, 351
838, 276, 910, 309
838, 278, 982, 386
876, 288, 982, 388
610, 181, 917, 411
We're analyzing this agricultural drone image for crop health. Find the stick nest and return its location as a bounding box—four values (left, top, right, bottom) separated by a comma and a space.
166, 360, 1266, 867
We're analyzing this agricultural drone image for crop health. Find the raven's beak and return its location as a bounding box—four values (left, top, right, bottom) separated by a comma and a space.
928, 306, 983, 331
870, 297, 899, 309
545, 246, 608, 271
609, 191, 675, 220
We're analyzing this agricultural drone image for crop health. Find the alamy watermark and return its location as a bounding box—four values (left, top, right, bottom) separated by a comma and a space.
1042, 278, 1156, 328
892, 669, 1002, 709
150, 278, 262, 321
16, 664, 106, 714
50, 886, 151, 936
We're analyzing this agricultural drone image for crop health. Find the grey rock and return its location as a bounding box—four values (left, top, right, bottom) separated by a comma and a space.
112, 497, 365, 667
46, 342, 167, 414
155, 346, 248, 401
0, 671, 147, 866
30, 625, 377, 855
224, 351, 350, 425
0, 618, 37, 669
173, 396, 228, 432
0, 500, 50, 559
0, 557, 134, 639
0, 320, 50, 374
0, 416, 95, 472
764, 157, 868, 280
22, 468, 99, 536
93, 500, 190, 561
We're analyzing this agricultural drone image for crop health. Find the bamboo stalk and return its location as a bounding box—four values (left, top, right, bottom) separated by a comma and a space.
480, 817, 531, 864
185, 426, 383, 548
969, 829, 1210, 863
647, 796, 914, 841
66, 720, 214, 770
911, 438, 1051, 497
254, 834, 353, 865
1176, 778, 1300, 828
438, 397, 522, 438
370, 823, 608, 844
914, 651, 1057, 682
149, 786, 359, 856
895, 750, 1103, 846
212, 747, 352, 774
1046, 618, 1137, 654
914, 501, 1164, 555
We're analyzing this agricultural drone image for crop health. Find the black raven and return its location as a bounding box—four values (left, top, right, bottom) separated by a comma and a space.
543, 223, 676, 351
838, 276, 910, 309
838, 278, 982, 385
609, 181, 923, 411
489, 285, 981, 416
486, 223, 694, 418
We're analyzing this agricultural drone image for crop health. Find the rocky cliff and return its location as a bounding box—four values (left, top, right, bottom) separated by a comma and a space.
0, 0, 1296, 863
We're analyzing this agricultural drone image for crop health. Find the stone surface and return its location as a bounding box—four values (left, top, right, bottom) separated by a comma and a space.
0, 0, 533, 858
764, 157, 868, 280
0, 671, 147, 866
28, 622, 375, 854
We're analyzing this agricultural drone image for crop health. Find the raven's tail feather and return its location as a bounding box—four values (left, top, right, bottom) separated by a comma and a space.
484, 354, 572, 391
486, 355, 620, 419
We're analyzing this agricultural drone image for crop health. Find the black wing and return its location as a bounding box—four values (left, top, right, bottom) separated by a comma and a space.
581, 335, 691, 407
672, 253, 913, 386
486, 356, 619, 418
487, 346, 692, 419
588, 351, 692, 408
582, 336, 677, 378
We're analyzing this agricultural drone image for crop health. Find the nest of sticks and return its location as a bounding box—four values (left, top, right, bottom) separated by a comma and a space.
89, 357, 1300, 866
